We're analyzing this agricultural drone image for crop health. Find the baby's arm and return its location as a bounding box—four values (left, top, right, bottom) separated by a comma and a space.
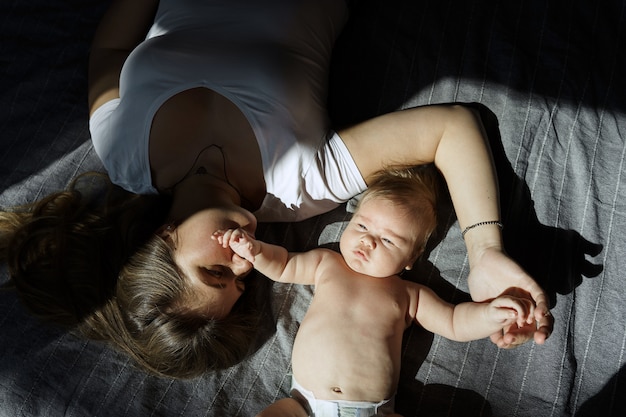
409, 283, 535, 342
213, 228, 321, 285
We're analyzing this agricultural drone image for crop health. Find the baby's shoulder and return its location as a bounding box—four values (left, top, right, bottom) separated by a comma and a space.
400, 279, 429, 302
314, 247, 345, 264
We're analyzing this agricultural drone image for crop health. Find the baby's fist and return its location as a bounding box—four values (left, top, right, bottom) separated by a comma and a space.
213, 228, 258, 262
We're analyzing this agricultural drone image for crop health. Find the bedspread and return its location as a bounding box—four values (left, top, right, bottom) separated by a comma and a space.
1, 1, 625, 416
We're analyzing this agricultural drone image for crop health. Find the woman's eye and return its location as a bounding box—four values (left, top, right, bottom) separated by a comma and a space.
204, 268, 223, 278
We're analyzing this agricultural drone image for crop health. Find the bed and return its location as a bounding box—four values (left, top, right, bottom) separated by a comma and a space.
1, 0, 625, 416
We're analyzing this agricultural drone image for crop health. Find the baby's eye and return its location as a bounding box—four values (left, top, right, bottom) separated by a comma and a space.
382, 238, 394, 245
357, 223, 367, 230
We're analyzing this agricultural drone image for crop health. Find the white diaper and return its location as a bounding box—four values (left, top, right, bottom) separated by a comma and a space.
290, 376, 395, 417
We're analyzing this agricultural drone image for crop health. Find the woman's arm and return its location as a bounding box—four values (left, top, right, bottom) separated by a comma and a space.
338, 104, 553, 347
88, 0, 160, 115
338, 105, 498, 232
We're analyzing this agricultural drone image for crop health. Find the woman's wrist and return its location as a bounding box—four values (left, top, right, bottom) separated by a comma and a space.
461, 220, 503, 238
462, 221, 504, 266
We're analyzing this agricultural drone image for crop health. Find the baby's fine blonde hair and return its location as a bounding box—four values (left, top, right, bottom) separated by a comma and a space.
358, 164, 439, 255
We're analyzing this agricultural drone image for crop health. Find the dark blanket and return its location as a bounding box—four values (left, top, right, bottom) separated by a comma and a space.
1, 1, 625, 416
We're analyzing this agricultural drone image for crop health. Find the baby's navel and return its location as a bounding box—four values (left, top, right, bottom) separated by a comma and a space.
332, 387, 343, 393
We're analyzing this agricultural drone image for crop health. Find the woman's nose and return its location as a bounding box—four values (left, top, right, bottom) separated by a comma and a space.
231, 253, 253, 275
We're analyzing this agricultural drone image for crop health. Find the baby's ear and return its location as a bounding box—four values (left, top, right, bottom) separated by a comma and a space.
410, 246, 425, 265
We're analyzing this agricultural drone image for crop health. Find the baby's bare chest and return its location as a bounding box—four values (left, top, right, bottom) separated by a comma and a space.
310, 276, 407, 330
292, 277, 408, 400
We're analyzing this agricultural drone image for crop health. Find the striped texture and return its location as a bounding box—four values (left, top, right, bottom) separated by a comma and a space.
1, 0, 625, 416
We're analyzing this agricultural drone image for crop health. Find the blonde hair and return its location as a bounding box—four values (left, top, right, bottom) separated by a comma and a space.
0, 173, 258, 378
81, 234, 259, 378
359, 164, 439, 255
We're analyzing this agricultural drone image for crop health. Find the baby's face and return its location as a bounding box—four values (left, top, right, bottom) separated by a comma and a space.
339, 198, 422, 278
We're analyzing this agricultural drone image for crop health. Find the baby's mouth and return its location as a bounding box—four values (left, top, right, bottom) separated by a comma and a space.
354, 249, 368, 261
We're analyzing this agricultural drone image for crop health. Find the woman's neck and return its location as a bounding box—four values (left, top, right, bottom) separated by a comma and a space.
167, 173, 241, 224
149, 87, 266, 210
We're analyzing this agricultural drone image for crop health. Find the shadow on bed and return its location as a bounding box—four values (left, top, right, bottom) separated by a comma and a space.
330, 0, 624, 124
399, 382, 494, 417
577, 365, 626, 417
396, 318, 494, 417
477, 105, 604, 308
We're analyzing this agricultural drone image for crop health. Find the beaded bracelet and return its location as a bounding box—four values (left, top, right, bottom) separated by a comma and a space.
461, 220, 503, 238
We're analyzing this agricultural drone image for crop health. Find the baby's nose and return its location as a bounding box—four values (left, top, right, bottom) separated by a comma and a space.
360, 235, 375, 248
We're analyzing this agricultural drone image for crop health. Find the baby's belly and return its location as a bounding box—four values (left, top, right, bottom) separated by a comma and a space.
291, 311, 403, 402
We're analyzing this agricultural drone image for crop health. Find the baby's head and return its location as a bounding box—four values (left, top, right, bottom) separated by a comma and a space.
339, 165, 438, 277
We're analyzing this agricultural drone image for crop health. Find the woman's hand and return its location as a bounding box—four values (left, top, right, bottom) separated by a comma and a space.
467, 246, 553, 348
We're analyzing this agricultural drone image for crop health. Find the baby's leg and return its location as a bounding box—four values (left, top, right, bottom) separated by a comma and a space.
255, 397, 308, 417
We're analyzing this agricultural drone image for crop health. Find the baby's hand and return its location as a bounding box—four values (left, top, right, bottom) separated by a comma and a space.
488, 295, 536, 329
212, 228, 259, 262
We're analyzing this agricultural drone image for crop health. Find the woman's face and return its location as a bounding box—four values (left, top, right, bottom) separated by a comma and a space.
339, 197, 422, 278
169, 207, 257, 318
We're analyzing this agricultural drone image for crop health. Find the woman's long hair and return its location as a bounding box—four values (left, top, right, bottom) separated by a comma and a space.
0, 173, 259, 378
82, 234, 260, 378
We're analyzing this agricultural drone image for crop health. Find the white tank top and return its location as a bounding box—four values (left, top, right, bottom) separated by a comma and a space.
89, 0, 366, 222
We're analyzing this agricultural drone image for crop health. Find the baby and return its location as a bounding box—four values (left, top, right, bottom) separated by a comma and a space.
214, 167, 534, 417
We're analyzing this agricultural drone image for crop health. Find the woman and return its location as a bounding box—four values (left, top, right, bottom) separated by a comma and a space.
1, 0, 552, 378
